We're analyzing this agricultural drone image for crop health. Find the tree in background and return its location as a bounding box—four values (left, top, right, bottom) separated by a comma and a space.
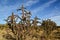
41, 19, 57, 39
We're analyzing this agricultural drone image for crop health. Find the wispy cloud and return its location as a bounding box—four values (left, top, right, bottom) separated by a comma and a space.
31, 0, 57, 16
0, 0, 22, 24
30, 0, 60, 26
50, 16, 60, 26
48, 7, 60, 26
0, 0, 39, 13
44, 6, 60, 18
24, 0, 39, 7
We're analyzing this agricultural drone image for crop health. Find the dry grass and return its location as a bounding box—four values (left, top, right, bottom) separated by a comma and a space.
0, 27, 60, 40
0, 29, 7, 40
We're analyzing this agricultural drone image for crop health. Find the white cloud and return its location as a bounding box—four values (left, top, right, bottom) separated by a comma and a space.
46, 6, 60, 18
0, 0, 39, 13
24, 0, 39, 7
30, 0, 60, 26
31, 0, 57, 15
0, 2, 22, 12
50, 16, 60, 26
0, 1, 22, 22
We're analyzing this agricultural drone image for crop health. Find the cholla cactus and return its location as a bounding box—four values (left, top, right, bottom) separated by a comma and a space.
5, 12, 21, 40
32, 16, 40, 27
17, 5, 26, 24
5, 13, 17, 32
17, 5, 32, 30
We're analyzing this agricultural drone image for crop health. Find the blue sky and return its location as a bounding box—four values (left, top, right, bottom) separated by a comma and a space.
0, 0, 60, 26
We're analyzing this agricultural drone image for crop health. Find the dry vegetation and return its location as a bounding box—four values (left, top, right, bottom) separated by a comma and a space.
0, 24, 60, 40
0, 5, 60, 40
